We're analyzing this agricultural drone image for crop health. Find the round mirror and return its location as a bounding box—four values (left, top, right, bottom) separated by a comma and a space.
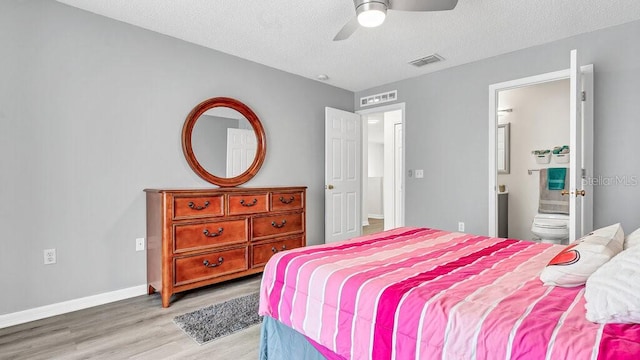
182, 97, 266, 187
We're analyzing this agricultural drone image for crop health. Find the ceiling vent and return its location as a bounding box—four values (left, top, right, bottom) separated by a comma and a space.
409, 54, 444, 67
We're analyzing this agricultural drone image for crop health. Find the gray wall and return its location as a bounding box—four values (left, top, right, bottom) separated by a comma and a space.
0, 0, 352, 315
356, 20, 640, 237
2, 0, 639, 317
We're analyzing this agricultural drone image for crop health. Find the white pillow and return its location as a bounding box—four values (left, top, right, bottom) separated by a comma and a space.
585, 245, 640, 323
539, 223, 624, 287
624, 227, 640, 249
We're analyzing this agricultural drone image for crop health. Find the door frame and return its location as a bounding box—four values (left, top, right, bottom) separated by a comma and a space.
358, 102, 406, 230
488, 65, 594, 238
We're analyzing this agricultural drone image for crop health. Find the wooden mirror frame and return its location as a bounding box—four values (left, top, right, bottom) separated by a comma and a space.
182, 97, 266, 187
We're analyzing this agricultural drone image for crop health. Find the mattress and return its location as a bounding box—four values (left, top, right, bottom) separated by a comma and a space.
259, 227, 640, 359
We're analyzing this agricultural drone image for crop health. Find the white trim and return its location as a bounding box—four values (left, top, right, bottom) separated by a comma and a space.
367, 214, 384, 219
569, 50, 580, 242
0, 284, 147, 329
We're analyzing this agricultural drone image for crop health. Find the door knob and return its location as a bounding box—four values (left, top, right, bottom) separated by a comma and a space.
327, 185, 334, 190
560, 190, 586, 196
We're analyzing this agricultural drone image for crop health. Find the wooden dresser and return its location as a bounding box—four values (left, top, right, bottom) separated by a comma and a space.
145, 186, 306, 307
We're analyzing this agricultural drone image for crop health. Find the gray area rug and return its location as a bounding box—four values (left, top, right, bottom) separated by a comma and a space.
173, 292, 262, 345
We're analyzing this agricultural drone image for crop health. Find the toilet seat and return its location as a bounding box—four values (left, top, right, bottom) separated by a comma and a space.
531, 213, 569, 244
533, 222, 567, 229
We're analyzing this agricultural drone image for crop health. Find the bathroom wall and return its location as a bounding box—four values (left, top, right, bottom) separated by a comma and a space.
497, 79, 570, 240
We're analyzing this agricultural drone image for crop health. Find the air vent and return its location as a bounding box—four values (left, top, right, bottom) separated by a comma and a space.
409, 54, 444, 67
360, 90, 397, 107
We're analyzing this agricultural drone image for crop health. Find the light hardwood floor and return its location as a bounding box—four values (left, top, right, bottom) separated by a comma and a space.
0, 275, 263, 360
362, 218, 384, 235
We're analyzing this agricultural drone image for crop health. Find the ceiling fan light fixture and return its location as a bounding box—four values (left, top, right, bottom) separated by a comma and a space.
356, 1, 387, 28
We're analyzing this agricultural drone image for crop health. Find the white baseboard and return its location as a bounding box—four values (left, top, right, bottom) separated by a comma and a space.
368, 214, 384, 219
0, 284, 147, 329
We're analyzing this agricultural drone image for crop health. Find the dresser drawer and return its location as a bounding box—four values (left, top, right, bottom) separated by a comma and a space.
252, 212, 304, 239
173, 195, 224, 219
174, 247, 248, 286
270, 191, 304, 212
174, 219, 248, 253
228, 193, 269, 215
252, 237, 303, 267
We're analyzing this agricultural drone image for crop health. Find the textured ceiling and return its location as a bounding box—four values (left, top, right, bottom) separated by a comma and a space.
56, 0, 640, 92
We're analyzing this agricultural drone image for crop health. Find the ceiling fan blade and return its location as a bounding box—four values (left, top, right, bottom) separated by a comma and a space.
389, 0, 458, 11
333, 17, 359, 41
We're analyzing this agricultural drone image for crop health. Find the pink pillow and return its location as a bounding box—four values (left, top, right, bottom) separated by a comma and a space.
539, 223, 624, 287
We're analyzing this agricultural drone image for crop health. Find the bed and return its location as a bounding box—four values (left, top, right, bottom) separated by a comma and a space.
258, 227, 640, 359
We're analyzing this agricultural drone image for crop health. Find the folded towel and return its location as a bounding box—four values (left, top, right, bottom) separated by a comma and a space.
548, 167, 567, 190
539, 168, 569, 215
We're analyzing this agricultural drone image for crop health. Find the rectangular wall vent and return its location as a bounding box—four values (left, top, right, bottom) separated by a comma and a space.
409, 54, 444, 67
360, 90, 397, 107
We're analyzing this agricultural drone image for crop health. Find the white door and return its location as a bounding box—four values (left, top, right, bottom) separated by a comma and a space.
325, 107, 361, 243
580, 65, 594, 238
568, 49, 583, 242
226, 128, 257, 177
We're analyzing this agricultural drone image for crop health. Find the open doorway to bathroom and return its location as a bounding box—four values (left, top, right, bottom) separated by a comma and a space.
496, 79, 570, 242
488, 60, 594, 244
359, 104, 405, 236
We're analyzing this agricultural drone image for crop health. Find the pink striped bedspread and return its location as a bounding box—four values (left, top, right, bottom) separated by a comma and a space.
258, 227, 640, 360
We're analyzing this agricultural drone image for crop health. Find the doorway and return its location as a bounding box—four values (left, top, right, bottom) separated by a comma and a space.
359, 104, 405, 235
496, 79, 570, 241
488, 60, 594, 242
324, 103, 405, 244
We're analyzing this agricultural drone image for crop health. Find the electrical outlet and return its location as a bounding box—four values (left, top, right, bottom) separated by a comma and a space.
136, 238, 145, 252
44, 249, 56, 265
415, 169, 424, 178
458, 222, 465, 232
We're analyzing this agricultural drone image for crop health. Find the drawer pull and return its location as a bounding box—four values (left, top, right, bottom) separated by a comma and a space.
271, 220, 287, 228
187, 201, 210, 210
202, 227, 224, 237
203, 257, 224, 268
271, 245, 287, 253
240, 198, 258, 207
279, 196, 295, 204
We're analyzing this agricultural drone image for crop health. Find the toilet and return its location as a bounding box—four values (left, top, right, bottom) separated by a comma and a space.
531, 213, 569, 244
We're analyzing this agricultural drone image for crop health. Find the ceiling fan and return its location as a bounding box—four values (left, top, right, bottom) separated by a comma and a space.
334, 0, 459, 41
